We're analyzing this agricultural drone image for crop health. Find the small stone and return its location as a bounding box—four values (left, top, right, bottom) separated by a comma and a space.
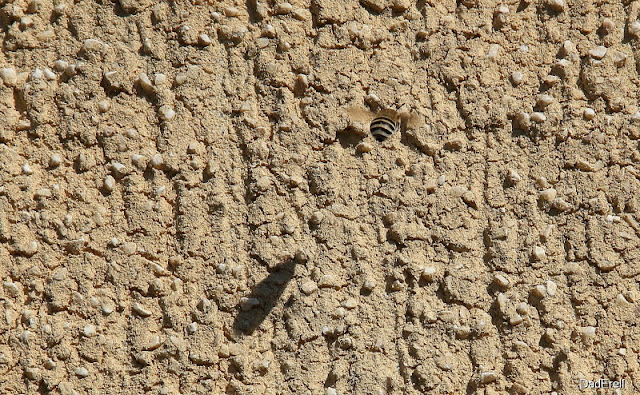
356, 142, 373, 153
49, 154, 62, 168
506, 169, 521, 185
82, 324, 96, 337
187, 322, 197, 334
20, 241, 39, 257
132, 303, 152, 317
318, 274, 338, 288
75, 367, 89, 378
363, 279, 376, 291
539, 188, 557, 202
98, 100, 110, 113
145, 335, 162, 350
301, 281, 318, 295
43, 359, 56, 370
131, 154, 146, 169
613, 51, 627, 67
22, 163, 33, 175
530, 112, 547, 123
159, 105, 176, 121
516, 302, 529, 315
480, 371, 498, 384
175, 73, 188, 85
537, 94, 554, 107
421, 266, 437, 280
546, 0, 564, 12
262, 24, 276, 38
224, 6, 240, 16
551, 198, 571, 211
110, 162, 126, 178
275, 2, 293, 14
580, 326, 596, 340
35, 188, 52, 199
493, 274, 510, 288
532, 246, 546, 261
629, 21, 640, 37
150, 154, 164, 169
198, 33, 212, 46
583, 108, 595, 120
487, 44, 500, 61
511, 71, 523, 85
292, 8, 311, 21
0, 68, 18, 85
103, 176, 115, 192
546, 280, 557, 296
137, 73, 154, 93
600, 18, 615, 34
342, 298, 358, 309
509, 314, 524, 326
532, 284, 547, 298
589, 46, 607, 60
154, 73, 167, 86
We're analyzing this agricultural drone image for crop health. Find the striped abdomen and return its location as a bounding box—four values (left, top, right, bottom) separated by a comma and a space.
370, 115, 398, 142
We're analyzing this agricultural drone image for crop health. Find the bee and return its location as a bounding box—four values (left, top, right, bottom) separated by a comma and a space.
347, 104, 422, 142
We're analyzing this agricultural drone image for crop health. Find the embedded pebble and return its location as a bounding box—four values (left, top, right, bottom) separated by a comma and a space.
480, 371, 498, 384
342, 298, 358, 309
600, 18, 614, 33
0, 68, 17, 85
159, 105, 176, 121
363, 279, 376, 291
150, 154, 164, 169
98, 100, 110, 113
43, 359, 56, 370
530, 112, 547, 123
187, 322, 198, 334
421, 266, 437, 280
132, 303, 152, 317
583, 108, 595, 120
486, 44, 500, 61
510, 71, 523, 85
82, 324, 96, 337
546, 280, 557, 296
103, 176, 115, 192
301, 281, 318, 295
318, 274, 338, 288
580, 326, 596, 340
137, 73, 154, 93
224, 7, 240, 17
629, 21, 640, 37
75, 367, 89, 378
532, 246, 546, 261
275, 2, 293, 14
110, 162, 126, 178
49, 154, 62, 168
539, 188, 557, 202
292, 8, 311, 21
22, 163, 33, 175
506, 169, 521, 185
493, 274, 510, 288
546, 0, 564, 12
589, 46, 607, 60
537, 94, 554, 107
199, 33, 212, 46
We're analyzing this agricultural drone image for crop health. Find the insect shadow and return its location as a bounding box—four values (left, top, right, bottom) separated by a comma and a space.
232, 259, 297, 335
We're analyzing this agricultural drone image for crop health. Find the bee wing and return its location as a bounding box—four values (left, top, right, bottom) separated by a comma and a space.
401, 112, 425, 130
346, 106, 374, 123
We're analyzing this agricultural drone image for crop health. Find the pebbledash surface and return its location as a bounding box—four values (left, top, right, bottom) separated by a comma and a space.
1, 0, 640, 394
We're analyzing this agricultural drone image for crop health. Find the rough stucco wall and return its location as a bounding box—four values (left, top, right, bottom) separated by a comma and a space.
1, 0, 640, 394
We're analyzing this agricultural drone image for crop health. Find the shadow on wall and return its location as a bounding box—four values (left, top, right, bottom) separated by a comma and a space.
233, 259, 297, 335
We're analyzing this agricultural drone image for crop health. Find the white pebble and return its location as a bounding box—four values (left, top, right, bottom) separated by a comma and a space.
43, 68, 56, 81
301, 281, 318, 295
480, 371, 498, 384
421, 266, 437, 280
583, 108, 595, 120
95, 100, 110, 114
275, 2, 293, 14
131, 154, 145, 168
589, 46, 607, 60
0, 67, 17, 85
546, 0, 564, 12
111, 162, 126, 178
530, 112, 547, 123
103, 176, 115, 192
519, 44, 529, 53
187, 322, 198, 334
224, 6, 240, 16
363, 279, 376, 291
30, 68, 43, 80
537, 94, 554, 107
486, 44, 500, 61
150, 154, 164, 169
199, 33, 212, 46
49, 154, 62, 168
132, 303, 152, 317
532, 246, 546, 261
43, 359, 56, 370
493, 274, 510, 288
22, 163, 33, 175
158, 105, 176, 121
75, 367, 89, 378
175, 73, 188, 86
511, 71, 523, 85
629, 21, 640, 37
342, 298, 358, 309
507, 169, 521, 184
600, 18, 615, 33
137, 73, 154, 93
580, 326, 596, 339
82, 324, 96, 337
101, 304, 114, 315
546, 280, 557, 296
532, 284, 547, 298
539, 188, 557, 202
53, 60, 68, 71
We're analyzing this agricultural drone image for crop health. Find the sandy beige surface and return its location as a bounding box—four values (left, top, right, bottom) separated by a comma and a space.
1, 0, 640, 394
